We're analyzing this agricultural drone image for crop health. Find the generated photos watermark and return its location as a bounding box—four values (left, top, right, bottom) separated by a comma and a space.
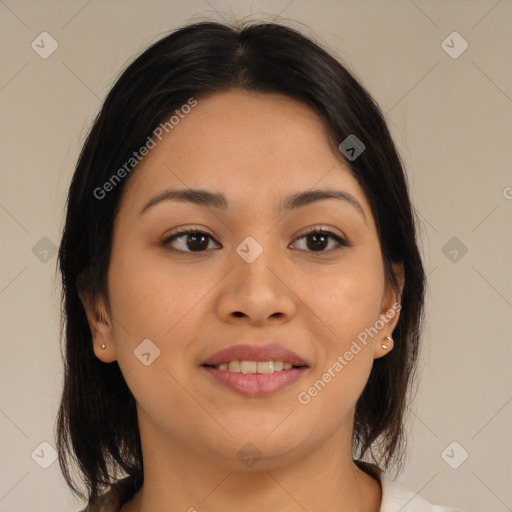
297, 302, 401, 405
93, 97, 198, 200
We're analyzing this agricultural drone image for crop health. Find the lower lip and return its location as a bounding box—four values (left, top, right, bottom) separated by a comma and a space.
202, 366, 308, 398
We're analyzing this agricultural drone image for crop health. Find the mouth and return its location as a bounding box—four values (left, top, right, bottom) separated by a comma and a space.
202, 360, 307, 373
201, 344, 309, 398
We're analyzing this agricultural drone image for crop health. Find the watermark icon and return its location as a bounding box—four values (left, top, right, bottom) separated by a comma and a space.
338, 134, 365, 161
297, 303, 401, 405
31, 31, 58, 59
237, 442, 262, 468
32, 236, 57, 263
236, 236, 264, 263
93, 97, 198, 200
441, 441, 469, 469
441, 31, 468, 59
31, 441, 58, 469
442, 236, 468, 263
503, 186, 512, 200
134, 338, 161, 366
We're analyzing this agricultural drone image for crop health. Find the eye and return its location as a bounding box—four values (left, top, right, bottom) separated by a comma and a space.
291, 227, 350, 254
162, 226, 350, 254
162, 227, 220, 253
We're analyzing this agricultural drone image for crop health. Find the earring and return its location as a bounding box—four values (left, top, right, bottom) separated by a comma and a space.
381, 336, 393, 350
101, 344, 106, 350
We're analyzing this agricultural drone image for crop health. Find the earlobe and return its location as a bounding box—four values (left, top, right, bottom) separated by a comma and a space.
374, 335, 394, 359
78, 291, 117, 363
375, 262, 404, 360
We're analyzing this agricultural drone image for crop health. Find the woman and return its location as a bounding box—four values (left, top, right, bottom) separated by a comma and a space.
56, 20, 466, 512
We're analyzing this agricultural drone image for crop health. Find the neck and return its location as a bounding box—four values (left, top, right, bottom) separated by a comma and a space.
121, 418, 382, 512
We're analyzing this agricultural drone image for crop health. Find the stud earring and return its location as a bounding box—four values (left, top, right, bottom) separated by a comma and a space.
381, 336, 393, 350
101, 344, 106, 350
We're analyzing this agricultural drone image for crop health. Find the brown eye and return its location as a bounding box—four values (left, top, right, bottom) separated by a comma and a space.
292, 228, 349, 253
163, 229, 220, 253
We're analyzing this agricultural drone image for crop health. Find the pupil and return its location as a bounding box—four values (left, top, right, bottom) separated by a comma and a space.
308, 233, 327, 251
187, 233, 208, 251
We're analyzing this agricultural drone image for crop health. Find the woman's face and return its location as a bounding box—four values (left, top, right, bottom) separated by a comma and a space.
86, 90, 402, 468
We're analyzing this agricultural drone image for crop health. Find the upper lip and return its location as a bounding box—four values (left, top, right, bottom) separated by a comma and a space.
202, 343, 309, 367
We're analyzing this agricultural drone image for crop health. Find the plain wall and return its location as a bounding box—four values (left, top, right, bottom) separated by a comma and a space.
0, 1, 511, 511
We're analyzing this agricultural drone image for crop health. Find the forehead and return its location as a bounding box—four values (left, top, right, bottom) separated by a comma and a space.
118, 90, 371, 219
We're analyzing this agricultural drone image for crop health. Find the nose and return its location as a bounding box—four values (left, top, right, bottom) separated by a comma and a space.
216, 241, 297, 326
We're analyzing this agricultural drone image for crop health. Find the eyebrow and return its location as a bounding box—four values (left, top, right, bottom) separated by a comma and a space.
139, 187, 366, 222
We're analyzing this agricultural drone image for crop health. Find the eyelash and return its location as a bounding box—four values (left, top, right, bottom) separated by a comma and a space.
162, 226, 350, 255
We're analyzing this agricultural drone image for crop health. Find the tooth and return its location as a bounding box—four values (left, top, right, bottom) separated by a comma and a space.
274, 361, 284, 371
228, 360, 241, 372
257, 361, 275, 374
216, 360, 293, 372
240, 360, 257, 374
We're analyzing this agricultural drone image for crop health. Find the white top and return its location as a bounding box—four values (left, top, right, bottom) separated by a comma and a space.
81, 472, 468, 511
380, 472, 467, 512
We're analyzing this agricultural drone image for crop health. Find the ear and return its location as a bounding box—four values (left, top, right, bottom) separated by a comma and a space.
78, 290, 117, 363
374, 261, 404, 359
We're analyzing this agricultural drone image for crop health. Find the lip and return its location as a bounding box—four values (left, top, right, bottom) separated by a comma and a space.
202, 366, 308, 398
201, 343, 309, 398
201, 343, 308, 367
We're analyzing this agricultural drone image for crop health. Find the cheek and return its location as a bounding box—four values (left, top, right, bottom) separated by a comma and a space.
306, 251, 385, 345
296, 252, 385, 408
106, 244, 245, 428
107, 243, 213, 354
106, 247, 208, 421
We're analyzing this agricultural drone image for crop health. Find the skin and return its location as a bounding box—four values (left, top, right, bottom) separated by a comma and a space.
82, 90, 404, 512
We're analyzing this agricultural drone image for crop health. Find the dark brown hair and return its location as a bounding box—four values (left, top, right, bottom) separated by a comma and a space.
56, 19, 426, 503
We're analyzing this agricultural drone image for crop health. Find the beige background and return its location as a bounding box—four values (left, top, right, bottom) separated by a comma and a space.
1, 1, 511, 511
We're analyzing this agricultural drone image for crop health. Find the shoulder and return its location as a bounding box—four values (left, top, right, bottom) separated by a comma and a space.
380, 472, 467, 512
